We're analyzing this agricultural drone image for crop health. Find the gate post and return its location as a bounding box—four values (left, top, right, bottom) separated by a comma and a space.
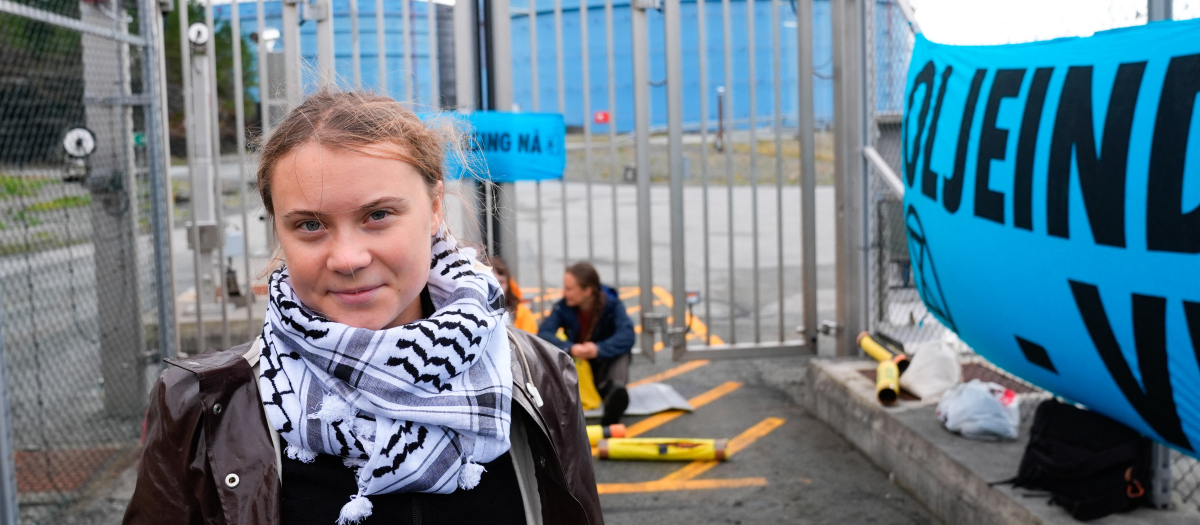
830, 0, 868, 356
663, 0, 686, 359
140, 0, 176, 363
631, 0, 656, 362
0, 309, 17, 525
82, 0, 147, 414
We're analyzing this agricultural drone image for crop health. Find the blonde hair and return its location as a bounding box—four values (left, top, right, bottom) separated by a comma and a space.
256, 89, 466, 216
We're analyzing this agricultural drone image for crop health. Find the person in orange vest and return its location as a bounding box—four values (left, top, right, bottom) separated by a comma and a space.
489, 257, 537, 334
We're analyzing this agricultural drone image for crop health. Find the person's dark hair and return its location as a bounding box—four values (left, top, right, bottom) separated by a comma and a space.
489, 257, 520, 312
566, 261, 607, 342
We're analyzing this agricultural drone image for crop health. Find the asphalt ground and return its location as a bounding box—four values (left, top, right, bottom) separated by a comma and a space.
591, 351, 937, 524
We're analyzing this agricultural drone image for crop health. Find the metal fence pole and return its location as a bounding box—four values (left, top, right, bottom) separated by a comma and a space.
232, 0, 256, 341
283, 0, 303, 106
631, 0, 655, 362
664, 0, 686, 358
796, 0, 817, 349
486, 0, 519, 276
402, 0, 414, 99
0, 310, 18, 525
604, 0, 617, 278
720, 0, 735, 344
1148, 0, 1173, 21
205, 0, 231, 351
1147, 0, 1175, 507
697, 0, 711, 345
141, 0, 176, 362
351, 0, 362, 88
830, 0, 868, 355
317, 0, 335, 85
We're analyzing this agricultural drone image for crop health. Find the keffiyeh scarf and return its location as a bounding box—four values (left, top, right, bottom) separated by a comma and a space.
258, 227, 512, 524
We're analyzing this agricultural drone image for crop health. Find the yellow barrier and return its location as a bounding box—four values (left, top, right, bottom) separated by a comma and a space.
597, 438, 728, 461
586, 424, 627, 446
876, 360, 900, 405
857, 331, 910, 374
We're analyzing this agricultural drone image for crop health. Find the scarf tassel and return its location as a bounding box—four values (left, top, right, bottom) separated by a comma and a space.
337, 493, 374, 525
458, 457, 486, 490
286, 444, 317, 464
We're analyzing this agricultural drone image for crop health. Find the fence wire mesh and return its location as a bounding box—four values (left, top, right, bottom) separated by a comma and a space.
864, 0, 1200, 511
1, 0, 166, 521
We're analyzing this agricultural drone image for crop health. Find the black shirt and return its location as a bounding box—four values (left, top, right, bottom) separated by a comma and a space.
278, 287, 527, 525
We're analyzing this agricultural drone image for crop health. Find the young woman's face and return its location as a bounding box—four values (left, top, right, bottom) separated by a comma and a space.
562, 272, 594, 309
272, 142, 442, 330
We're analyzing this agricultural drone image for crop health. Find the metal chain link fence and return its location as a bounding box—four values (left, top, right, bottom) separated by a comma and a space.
863, 0, 1200, 511
1, 0, 169, 520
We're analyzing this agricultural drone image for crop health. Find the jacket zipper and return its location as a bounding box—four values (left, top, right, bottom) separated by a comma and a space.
412, 496, 422, 525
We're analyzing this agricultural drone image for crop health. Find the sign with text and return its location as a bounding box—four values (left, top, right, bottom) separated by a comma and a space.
451, 112, 566, 182
902, 18, 1200, 455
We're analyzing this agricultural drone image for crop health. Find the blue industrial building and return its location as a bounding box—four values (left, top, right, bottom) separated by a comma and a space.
215, 0, 910, 133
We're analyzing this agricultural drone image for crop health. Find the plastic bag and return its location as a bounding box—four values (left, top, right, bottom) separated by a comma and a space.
898, 338, 961, 400
935, 379, 1019, 441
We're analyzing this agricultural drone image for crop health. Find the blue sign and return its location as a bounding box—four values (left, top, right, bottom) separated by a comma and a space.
902, 19, 1200, 455
435, 112, 566, 183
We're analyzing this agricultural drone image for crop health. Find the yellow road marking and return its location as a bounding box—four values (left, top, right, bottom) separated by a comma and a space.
596, 477, 768, 494
623, 382, 741, 438
596, 417, 787, 494
627, 360, 711, 388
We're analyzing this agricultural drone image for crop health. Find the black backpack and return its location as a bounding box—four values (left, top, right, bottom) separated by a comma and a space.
1010, 399, 1152, 521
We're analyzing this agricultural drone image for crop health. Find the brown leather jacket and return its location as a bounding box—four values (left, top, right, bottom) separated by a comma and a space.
123, 329, 603, 525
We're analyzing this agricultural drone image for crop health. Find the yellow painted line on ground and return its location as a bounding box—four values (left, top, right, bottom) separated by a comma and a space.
596, 417, 787, 494
623, 382, 741, 438
627, 360, 711, 388
596, 477, 768, 494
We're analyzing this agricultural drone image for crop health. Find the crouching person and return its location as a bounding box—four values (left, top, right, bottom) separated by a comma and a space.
537, 262, 635, 426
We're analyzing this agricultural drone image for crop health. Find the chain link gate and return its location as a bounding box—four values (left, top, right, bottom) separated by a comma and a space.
0, 0, 174, 520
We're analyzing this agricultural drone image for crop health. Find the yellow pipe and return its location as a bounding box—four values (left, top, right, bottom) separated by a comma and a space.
858, 331, 910, 373
597, 438, 728, 461
876, 360, 900, 406
586, 424, 626, 446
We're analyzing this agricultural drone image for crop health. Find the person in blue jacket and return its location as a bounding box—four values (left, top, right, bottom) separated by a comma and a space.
538, 261, 635, 425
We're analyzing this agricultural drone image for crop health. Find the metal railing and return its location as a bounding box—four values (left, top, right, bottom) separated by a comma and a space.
0, 0, 174, 520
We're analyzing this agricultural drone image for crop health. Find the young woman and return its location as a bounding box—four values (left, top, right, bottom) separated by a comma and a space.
536, 262, 635, 426
489, 257, 538, 334
123, 91, 601, 525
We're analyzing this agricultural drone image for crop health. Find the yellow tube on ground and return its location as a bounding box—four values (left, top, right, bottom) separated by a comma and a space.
586, 424, 626, 446
597, 438, 728, 461
858, 331, 910, 374
876, 360, 900, 406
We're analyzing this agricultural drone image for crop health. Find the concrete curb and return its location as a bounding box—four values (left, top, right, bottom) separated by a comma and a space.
804, 358, 1041, 525
802, 358, 1200, 525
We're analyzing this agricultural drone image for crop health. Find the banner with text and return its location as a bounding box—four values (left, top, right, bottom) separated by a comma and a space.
440, 112, 566, 182
902, 18, 1200, 455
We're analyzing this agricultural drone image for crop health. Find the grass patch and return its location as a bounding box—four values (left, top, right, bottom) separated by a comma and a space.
0, 174, 55, 198
0, 233, 90, 257
25, 194, 91, 212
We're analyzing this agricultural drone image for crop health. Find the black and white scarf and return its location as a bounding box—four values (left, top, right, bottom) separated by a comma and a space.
258, 227, 512, 524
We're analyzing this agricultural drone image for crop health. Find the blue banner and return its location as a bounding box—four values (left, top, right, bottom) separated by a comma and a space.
901, 19, 1200, 455
441, 112, 566, 182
